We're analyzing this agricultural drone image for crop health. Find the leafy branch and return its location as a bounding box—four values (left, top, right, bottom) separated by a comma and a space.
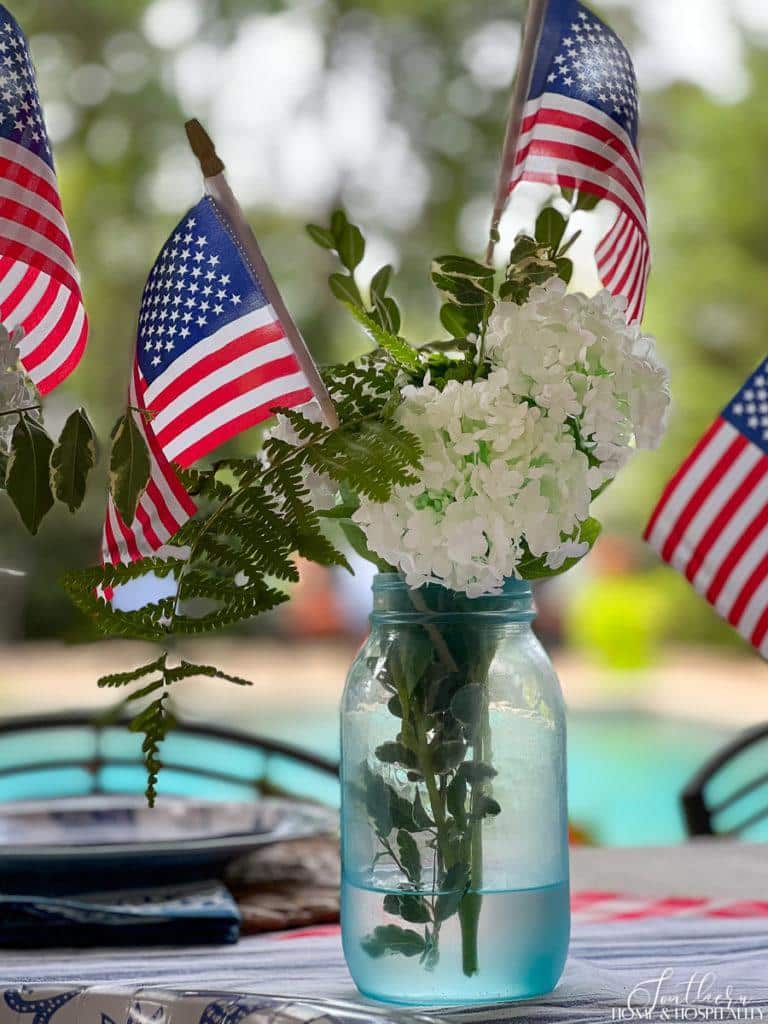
98, 651, 252, 804
2, 406, 97, 534
307, 210, 422, 373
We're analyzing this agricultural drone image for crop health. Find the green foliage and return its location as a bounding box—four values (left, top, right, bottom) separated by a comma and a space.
535, 207, 568, 251
342, 304, 420, 371
361, 924, 426, 959
5, 414, 55, 535
431, 254, 494, 339
109, 411, 150, 526
64, 371, 422, 792
360, 621, 501, 973
97, 651, 253, 805
307, 210, 405, 353
517, 516, 603, 579
51, 408, 97, 513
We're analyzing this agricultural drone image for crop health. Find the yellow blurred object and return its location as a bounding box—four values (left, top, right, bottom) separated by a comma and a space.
564, 574, 670, 672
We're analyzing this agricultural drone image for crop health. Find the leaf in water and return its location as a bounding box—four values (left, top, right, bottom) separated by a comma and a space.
5, 413, 54, 534
364, 767, 393, 837
361, 924, 426, 959
446, 771, 467, 825
412, 790, 434, 829
435, 862, 469, 922
51, 407, 97, 513
375, 741, 419, 770
392, 629, 434, 695
386, 694, 403, 718
383, 892, 430, 923
450, 684, 484, 728
458, 762, 497, 785
431, 739, 466, 774
475, 795, 501, 818
397, 828, 422, 885
330, 208, 348, 243
109, 412, 150, 526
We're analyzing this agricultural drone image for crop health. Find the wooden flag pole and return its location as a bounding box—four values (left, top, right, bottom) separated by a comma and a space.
185, 119, 339, 429
484, 0, 549, 266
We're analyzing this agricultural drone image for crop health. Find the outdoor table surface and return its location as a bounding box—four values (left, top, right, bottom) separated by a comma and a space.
1, 841, 767, 1022
570, 839, 768, 898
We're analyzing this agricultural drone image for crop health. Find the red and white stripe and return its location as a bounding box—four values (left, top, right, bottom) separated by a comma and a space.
644, 418, 768, 658
141, 304, 314, 468
572, 891, 768, 924
0, 138, 87, 392
510, 93, 649, 323
101, 365, 196, 568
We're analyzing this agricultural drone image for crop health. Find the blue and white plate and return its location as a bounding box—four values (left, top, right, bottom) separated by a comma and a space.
0, 795, 337, 891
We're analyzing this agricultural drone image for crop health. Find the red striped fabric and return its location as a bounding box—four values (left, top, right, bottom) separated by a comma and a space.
645, 413, 768, 659
511, 94, 650, 323
0, 131, 87, 395
100, 366, 197, 569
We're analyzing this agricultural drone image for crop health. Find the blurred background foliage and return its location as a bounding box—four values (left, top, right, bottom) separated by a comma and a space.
1, 0, 766, 654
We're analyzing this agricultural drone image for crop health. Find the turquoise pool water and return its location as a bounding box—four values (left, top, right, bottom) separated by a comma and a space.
0, 709, 741, 846
255, 707, 737, 846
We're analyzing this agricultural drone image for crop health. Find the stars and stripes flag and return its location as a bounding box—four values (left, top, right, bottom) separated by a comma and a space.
0, 6, 87, 392
101, 195, 318, 567
509, 0, 649, 323
645, 359, 768, 659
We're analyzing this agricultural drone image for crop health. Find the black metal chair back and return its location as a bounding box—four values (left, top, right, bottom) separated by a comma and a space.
682, 721, 768, 837
0, 712, 339, 805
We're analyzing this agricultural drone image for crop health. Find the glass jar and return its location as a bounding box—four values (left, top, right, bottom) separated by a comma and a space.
340, 574, 569, 1005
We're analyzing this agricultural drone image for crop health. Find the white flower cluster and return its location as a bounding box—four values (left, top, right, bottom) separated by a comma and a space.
351, 279, 669, 595
0, 325, 35, 447
484, 279, 669, 489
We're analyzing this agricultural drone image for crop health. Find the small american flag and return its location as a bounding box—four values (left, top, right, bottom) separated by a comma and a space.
645, 359, 768, 659
102, 195, 317, 566
0, 6, 87, 392
510, 0, 649, 323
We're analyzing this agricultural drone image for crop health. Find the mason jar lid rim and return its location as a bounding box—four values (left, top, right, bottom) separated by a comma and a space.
372, 572, 533, 598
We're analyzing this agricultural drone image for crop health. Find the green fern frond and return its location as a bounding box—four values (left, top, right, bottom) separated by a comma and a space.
98, 655, 168, 689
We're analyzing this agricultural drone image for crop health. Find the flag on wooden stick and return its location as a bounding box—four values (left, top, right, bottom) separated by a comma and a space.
102, 122, 334, 568
487, 0, 649, 324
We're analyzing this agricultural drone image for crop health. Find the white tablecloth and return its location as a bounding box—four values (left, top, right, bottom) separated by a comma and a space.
2, 844, 767, 1023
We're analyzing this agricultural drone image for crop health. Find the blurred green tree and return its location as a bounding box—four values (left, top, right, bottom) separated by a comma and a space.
1, 0, 765, 646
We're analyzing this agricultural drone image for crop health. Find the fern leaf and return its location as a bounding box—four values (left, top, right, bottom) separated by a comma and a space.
98, 654, 167, 689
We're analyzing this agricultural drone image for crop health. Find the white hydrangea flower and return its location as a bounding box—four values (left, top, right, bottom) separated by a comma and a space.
353, 279, 669, 596
266, 278, 669, 597
352, 370, 594, 595
485, 277, 670, 488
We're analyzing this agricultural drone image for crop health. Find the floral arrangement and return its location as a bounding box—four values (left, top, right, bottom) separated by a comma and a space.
290, 201, 669, 596
2, 194, 669, 976
3, 195, 669, 797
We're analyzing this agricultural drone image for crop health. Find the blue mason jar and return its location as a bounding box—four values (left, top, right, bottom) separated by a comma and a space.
340, 574, 569, 1005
